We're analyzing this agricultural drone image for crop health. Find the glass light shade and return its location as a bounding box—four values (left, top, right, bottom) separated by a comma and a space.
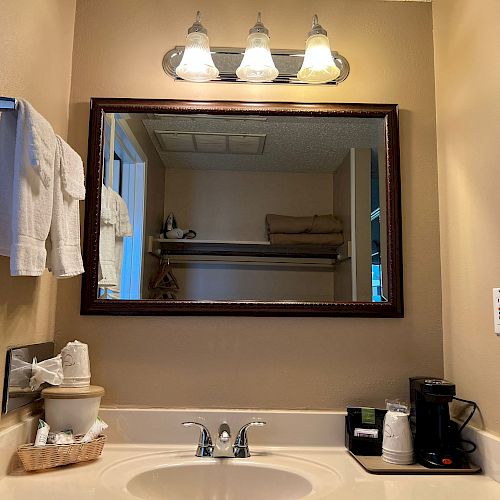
297, 34, 340, 84
176, 31, 219, 82
236, 32, 279, 83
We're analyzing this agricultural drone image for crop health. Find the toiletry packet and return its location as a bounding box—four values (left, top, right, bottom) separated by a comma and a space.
81, 417, 108, 443
47, 430, 74, 445
34, 420, 50, 447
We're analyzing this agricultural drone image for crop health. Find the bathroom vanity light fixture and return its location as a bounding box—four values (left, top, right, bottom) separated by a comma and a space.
175, 12, 219, 82
236, 13, 279, 83
297, 15, 340, 84
164, 13, 349, 85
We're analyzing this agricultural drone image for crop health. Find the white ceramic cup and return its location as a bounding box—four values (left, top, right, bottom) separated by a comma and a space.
61, 340, 91, 387
382, 410, 414, 464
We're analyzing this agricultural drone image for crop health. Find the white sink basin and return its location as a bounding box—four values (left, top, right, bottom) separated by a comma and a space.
129, 462, 311, 499
100, 451, 341, 499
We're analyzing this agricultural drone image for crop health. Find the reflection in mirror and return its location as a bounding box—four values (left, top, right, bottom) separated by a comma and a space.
97, 112, 388, 303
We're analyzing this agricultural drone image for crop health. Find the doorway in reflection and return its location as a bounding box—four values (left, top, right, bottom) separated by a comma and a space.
99, 114, 146, 300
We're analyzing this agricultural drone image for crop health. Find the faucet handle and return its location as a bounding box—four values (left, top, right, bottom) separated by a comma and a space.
182, 421, 213, 457
233, 421, 266, 458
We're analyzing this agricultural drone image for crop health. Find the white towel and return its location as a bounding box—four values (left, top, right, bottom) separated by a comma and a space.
24, 102, 57, 190
109, 192, 132, 295
9, 100, 56, 276
98, 185, 132, 291
46, 136, 85, 278
98, 185, 118, 287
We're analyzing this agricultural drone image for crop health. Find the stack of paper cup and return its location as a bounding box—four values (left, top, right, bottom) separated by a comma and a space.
382, 409, 414, 465
60, 340, 91, 388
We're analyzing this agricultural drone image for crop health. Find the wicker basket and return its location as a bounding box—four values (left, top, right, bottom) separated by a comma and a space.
17, 435, 106, 472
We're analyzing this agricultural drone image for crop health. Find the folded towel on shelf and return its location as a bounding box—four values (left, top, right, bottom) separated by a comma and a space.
266, 214, 342, 235
46, 136, 85, 278
9, 100, 57, 276
269, 233, 344, 246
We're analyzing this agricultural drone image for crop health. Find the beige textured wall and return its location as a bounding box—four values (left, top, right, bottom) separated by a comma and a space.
163, 169, 335, 301
433, 0, 500, 434
0, 0, 76, 428
56, 0, 443, 409
165, 169, 334, 241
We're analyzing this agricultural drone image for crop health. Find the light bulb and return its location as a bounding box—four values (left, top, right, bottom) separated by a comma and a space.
236, 13, 279, 83
176, 12, 219, 82
297, 15, 340, 84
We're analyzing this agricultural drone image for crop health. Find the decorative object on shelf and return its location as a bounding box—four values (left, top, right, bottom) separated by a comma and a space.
164, 13, 349, 85
236, 13, 279, 83
175, 11, 219, 82
297, 15, 340, 84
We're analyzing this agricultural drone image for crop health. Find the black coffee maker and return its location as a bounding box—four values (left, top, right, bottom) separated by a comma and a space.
410, 377, 469, 468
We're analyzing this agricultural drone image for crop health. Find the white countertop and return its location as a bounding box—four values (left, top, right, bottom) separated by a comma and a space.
2, 408, 500, 499
2, 444, 500, 500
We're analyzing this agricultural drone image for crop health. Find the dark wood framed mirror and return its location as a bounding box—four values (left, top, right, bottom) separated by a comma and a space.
81, 99, 402, 316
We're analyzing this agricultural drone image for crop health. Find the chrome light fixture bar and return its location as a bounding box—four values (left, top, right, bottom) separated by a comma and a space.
163, 46, 350, 85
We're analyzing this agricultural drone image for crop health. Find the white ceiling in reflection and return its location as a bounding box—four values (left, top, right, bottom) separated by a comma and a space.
118, 113, 384, 173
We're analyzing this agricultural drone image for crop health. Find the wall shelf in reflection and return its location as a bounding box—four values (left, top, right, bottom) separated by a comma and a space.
157, 256, 335, 268
151, 237, 339, 261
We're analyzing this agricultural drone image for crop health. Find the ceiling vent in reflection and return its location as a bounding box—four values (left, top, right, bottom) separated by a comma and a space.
155, 131, 266, 155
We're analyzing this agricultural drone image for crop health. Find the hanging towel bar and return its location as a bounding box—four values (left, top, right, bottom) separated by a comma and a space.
0, 97, 17, 110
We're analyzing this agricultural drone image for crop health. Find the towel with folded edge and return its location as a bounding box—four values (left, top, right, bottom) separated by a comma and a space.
98, 185, 132, 289
266, 214, 342, 235
269, 233, 344, 246
24, 101, 57, 190
108, 191, 133, 295
9, 100, 56, 276
46, 136, 85, 278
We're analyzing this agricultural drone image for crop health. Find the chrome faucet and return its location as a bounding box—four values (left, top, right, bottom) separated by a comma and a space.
181, 422, 213, 457
182, 421, 266, 458
233, 421, 266, 458
213, 422, 233, 457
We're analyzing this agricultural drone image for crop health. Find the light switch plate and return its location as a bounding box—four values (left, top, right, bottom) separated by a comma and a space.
493, 288, 500, 335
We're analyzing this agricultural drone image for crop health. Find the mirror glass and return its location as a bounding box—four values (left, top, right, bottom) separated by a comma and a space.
96, 111, 388, 303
